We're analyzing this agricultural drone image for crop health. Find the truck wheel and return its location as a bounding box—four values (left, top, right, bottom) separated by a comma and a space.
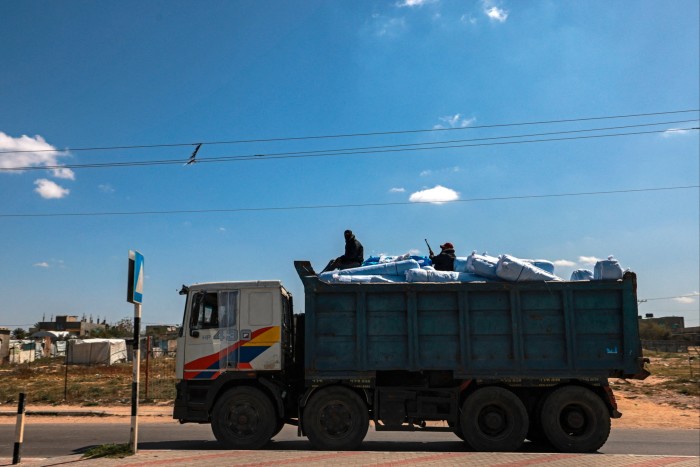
303, 386, 369, 450
211, 387, 276, 450
460, 387, 529, 452
540, 385, 611, 453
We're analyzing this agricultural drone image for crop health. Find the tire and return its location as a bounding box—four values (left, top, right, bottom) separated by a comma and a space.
460, 387, 529, 452
540, 385, 611, 453
302, 386, 369, 450
211, 387, 276, 450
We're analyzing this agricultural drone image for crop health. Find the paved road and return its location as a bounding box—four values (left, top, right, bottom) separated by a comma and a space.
1, 423, 698, 459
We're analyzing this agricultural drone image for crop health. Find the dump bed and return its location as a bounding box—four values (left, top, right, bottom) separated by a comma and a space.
294, 261, 647, 381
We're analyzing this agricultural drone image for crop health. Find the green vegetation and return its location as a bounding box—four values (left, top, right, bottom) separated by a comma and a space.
638, 321, 672, 340
82, 443, 133, 459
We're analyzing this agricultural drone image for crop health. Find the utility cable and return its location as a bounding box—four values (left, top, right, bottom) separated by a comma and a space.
2, 125, 698, 172
1, 185, 696, 218
0, 109, 697, 155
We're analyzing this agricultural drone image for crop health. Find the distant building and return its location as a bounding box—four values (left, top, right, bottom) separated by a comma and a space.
31, 315, 107, 337
145, 325, 179, 355
638, 315, 685, 331
0, 328, 10, 364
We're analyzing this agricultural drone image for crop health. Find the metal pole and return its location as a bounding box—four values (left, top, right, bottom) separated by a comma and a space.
145, 335, 151, 400
129, 302, 141, 454
13, 392, 26, 464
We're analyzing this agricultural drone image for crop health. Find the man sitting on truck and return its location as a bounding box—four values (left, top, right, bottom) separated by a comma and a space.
430, 242, 456, 271
322, 229, 364, 272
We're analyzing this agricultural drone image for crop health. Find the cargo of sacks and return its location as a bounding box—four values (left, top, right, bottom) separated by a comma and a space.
317, 250, 628, 284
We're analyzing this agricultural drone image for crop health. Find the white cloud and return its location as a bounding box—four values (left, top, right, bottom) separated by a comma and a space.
396, 0, 438, 7
219, 227, 226, 232
674, 292, 700, 304
553, 259, 577, 267
371, 15, 407, 37
674, 296, 696, 304
0, 132, 70, 172
578, 256, 601, 265
34, 178, 70, 199
485, 6, 508, 22
409, 185, 460, 204
435, 114, 476, 129
33, 262, 50, 268
51, 167, 75, 180
98, 183, 115, 193
460, 14, 478, 25
421, 166, 460, 177
389, 187, 406, 193
661, 128, 692, 138
482, 1, 508, 22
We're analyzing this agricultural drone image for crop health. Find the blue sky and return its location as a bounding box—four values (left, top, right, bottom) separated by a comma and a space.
1, 0, 698, 330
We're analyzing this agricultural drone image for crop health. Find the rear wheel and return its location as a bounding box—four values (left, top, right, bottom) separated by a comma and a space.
303, 386, 369, 450
211, 387, 275, 449
460, 387, 529, 452
540, 385, 611, 453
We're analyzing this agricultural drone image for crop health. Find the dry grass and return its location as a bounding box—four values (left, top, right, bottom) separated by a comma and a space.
610, 348, 700, 412
0, 357, 176, 406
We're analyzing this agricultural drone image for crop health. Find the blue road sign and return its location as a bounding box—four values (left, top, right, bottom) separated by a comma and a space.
127, 250, 144, 304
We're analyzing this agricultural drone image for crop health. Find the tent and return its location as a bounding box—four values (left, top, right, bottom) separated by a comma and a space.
66, 338, 128, 365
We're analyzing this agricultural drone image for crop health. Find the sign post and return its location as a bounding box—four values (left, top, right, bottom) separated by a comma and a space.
127, 250, 144, 454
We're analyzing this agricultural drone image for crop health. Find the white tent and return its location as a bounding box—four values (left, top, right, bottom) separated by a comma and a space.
66, 338, 127, 365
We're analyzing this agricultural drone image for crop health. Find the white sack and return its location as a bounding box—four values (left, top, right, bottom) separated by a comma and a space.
406, 268, 493, 283
321, 274, 405, 283
570, 269, 594, 281
465, 251, 499, 279
336, 259, 421, 276
496, 254, 562, 282
594, 256, 624, 280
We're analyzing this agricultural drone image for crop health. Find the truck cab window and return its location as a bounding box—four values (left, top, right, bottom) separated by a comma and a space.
190, 292, 219, 329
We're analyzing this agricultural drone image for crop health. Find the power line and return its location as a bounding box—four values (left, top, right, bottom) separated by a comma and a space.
1, 185, 696, 218
3, 125, 698, 172
0, 109, 697, 155
638, 293, 700, 303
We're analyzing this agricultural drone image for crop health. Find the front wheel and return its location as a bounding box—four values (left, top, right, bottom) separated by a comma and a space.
540, 385, 611, 453
302, 386, 369, 450
211, 387, 276, 450
460, 386, 529, 452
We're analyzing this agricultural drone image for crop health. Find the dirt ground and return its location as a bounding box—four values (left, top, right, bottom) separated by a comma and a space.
1, 385, 697, 429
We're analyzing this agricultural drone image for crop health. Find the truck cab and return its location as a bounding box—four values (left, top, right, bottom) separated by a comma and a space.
173, 280, 294, 437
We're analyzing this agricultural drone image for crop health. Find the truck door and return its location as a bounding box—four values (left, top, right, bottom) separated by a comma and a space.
236, 289, 282, 371
183, 290, 240, 380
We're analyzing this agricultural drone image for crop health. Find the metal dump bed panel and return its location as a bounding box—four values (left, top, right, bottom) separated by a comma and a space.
294, 261, 644, 380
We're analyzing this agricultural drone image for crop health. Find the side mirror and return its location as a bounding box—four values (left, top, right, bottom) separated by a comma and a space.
190, 329, 200, 338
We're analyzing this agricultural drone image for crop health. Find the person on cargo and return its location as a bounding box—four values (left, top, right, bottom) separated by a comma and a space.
322, 229, 364, 272
430, 242, 456, 271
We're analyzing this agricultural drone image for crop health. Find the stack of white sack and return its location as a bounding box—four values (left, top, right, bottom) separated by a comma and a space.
570, 269, 594, 281
317, 259, 420, 283
405, 268, 493, 283
593, 256, 625, 280
320, 274, 405, 284
336, 259, 420, 276
457, 252, 500, 279
495, 254, 562, 282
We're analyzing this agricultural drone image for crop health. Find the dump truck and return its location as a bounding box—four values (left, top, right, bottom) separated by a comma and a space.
173, 260, 648, 452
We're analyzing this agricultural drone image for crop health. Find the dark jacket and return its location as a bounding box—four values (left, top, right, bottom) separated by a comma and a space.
342, 235, 364, 264
430, 248, 456, 271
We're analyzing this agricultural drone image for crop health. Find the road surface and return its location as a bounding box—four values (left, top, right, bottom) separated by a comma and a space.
0, 423, 698, 459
